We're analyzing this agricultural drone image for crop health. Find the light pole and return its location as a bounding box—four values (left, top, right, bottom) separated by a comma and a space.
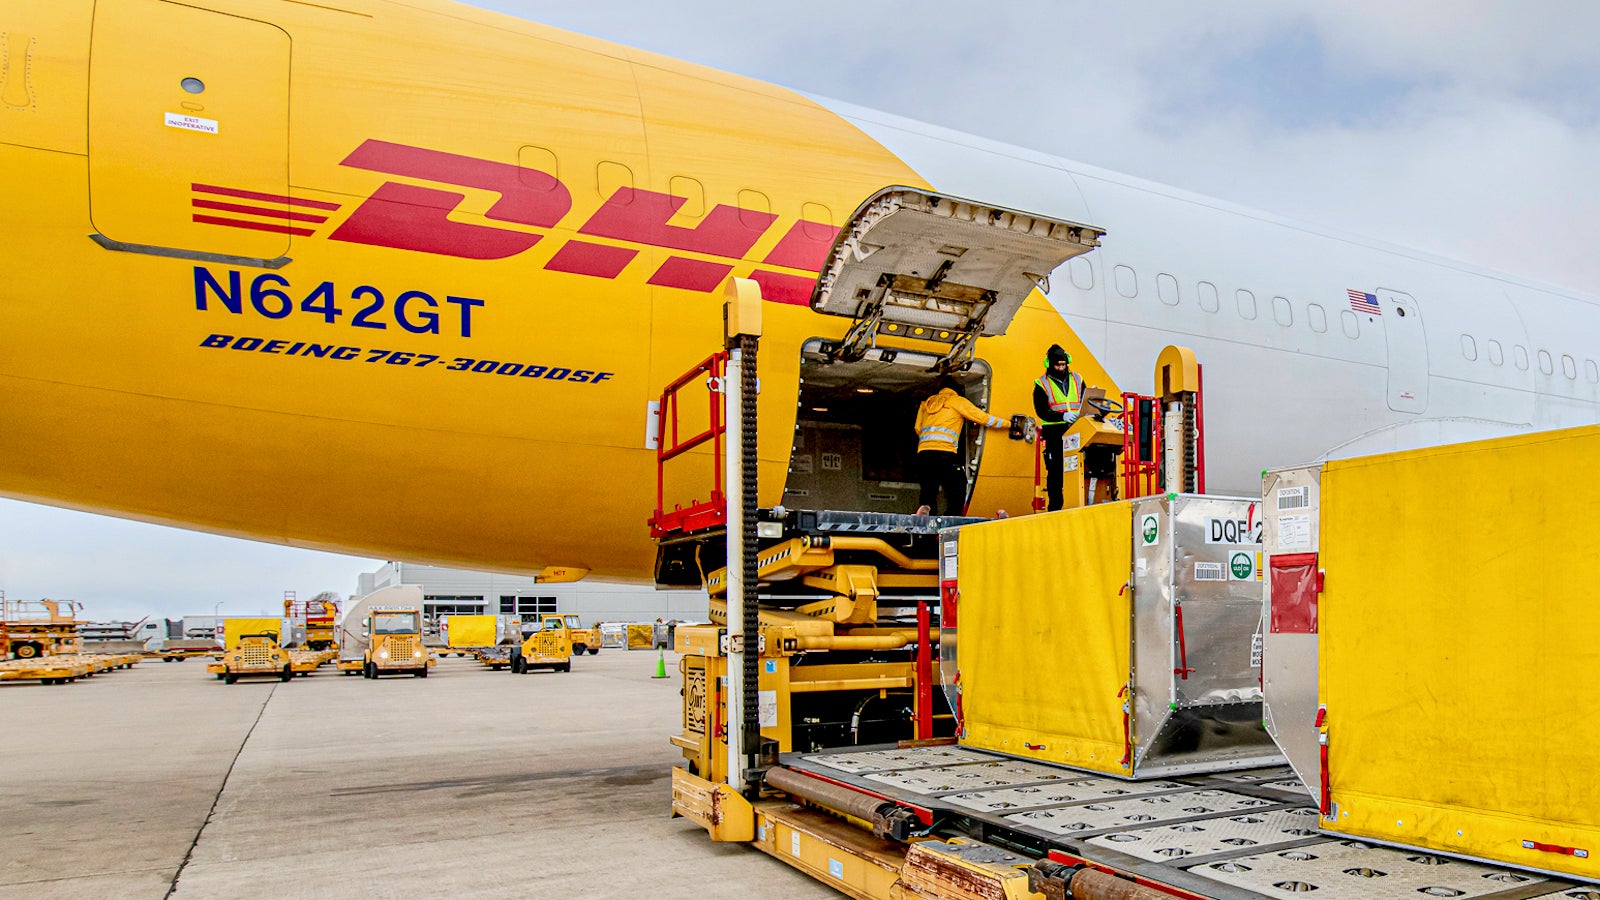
213, 601, 224, 643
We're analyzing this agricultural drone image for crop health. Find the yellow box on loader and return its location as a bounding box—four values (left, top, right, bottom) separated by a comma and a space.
510, 614, 571, 674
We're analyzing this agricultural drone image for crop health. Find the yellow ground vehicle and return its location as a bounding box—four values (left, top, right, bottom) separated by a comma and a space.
207, 631, 292, 684
510, 614, 571, 674
361, 607, 433, 679
564, 616, 601, 656
1, 597, 83, 660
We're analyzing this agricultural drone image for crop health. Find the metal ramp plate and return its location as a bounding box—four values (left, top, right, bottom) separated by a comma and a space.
781, 745, 1581, 900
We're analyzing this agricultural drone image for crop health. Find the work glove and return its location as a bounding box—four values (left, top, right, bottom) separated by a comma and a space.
1064, 411, 1080, 425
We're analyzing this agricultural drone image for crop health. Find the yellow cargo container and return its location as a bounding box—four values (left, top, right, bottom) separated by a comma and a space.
223, 617, 284, 650
444, 614, 497, 649
951, 494, 1277, 778
1286, 425, 1600, 881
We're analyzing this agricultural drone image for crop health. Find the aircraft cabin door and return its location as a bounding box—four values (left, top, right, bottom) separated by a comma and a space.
1376, 289, 1428, 413
88, 0, 291, 264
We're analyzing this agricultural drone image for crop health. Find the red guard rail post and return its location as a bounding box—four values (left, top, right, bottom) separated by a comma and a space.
648, 351, 730, 537
1194, 364, 1206, 494
1121, 392, 1162, 499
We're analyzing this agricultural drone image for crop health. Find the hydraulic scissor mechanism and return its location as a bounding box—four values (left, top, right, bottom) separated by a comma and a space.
705, 535, 938, 627
811, 188, 1104, 373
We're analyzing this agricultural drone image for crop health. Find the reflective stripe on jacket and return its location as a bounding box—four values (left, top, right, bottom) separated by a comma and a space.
915, 388, 1003, 453
1034, 372, 1084, 425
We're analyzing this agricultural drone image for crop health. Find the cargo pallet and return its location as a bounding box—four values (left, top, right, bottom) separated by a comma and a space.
0, 652, 141, 685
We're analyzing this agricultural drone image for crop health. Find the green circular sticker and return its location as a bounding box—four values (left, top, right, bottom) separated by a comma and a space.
1141, 515, 1159, 545
1230, 552, 1254, 580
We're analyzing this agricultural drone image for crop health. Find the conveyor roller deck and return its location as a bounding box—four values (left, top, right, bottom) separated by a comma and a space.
782, 745, 1591, 899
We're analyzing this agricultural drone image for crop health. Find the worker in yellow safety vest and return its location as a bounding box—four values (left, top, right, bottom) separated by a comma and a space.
1033, 344, 1089, 512
913, 376, 1011, 516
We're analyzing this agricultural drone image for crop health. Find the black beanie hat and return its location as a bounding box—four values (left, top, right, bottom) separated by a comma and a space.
1046, 344, 1071, 367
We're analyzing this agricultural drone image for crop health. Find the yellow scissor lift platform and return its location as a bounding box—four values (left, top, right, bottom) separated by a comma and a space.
676, 744, 1592, 900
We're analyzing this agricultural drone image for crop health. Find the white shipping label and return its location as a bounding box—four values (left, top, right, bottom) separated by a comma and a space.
1135, 558, 1148, 575
1194, 562, 1225, 582
1064, 455, 1080, 472
1277, 514, 1312, 550
1205, 516, 1262, 545
1250, 632, 1263, 668
758, 690, 777, 727
1277, 485, 1310, 510
164, 112, 218, 134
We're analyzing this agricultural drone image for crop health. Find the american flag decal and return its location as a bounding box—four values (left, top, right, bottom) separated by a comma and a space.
1348, 289, 1381, 315
191, 183, 341, 237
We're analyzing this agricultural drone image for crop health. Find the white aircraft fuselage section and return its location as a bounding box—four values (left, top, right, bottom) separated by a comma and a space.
813, 95, 1600, 494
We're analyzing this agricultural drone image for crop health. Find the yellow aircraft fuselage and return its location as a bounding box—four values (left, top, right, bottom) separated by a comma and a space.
0, 0, 1105, 578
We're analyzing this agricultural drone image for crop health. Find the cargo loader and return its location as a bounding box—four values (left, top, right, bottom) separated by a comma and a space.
671, 490, 1599, 899
655, 288, 1598, 896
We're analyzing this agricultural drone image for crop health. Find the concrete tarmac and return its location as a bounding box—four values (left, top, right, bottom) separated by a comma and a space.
0, 652, 841, 899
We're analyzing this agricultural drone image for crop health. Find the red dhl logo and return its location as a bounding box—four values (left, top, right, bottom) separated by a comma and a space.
192, 140, 832, 304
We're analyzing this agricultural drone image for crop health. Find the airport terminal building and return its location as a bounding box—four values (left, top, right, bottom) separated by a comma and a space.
356, 562, 709, 627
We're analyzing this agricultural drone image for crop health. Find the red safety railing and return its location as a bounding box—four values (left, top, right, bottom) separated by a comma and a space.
648, 351, 729, 538
1193, 364, 1207, 493
1121, 391, 1163, 499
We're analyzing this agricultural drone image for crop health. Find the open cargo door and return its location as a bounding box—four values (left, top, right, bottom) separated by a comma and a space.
811, 188, 1104, 372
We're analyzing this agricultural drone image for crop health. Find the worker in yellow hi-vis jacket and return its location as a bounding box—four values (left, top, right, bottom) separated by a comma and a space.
913, 376, 1011, 516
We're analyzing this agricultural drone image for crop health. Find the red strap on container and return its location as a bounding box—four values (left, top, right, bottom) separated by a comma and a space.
1522, 840, 1590, 859
1319, 740, 1331, 816
1173, 605, 1195, 679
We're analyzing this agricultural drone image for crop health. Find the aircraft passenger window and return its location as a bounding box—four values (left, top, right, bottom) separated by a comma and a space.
518, 146, 559, 190
1487, 340, 1503, 366
1236, 289, 1257, 320
1197, 281, 1219, 313
737, 189, 771, 228
801, 202, 834, 239
669, 176, 706, 218
1538, 350, 1553, 375
1308, 304, 1327, 333
597, 160, 635, 200
1340, 310, 1359, 339
1272, 296, 1292, 327
1157, 273, 1179, 306
1587, 360, 1599, 383
1460, 335, 1477, 361
1562, 354, 1576, 380
1513, 345, 1529, 370
1114, 265, 1138, 298
1069, 257, 1094, 291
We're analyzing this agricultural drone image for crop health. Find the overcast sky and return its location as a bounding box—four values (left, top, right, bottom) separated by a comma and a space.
5, 1, 1595, 624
